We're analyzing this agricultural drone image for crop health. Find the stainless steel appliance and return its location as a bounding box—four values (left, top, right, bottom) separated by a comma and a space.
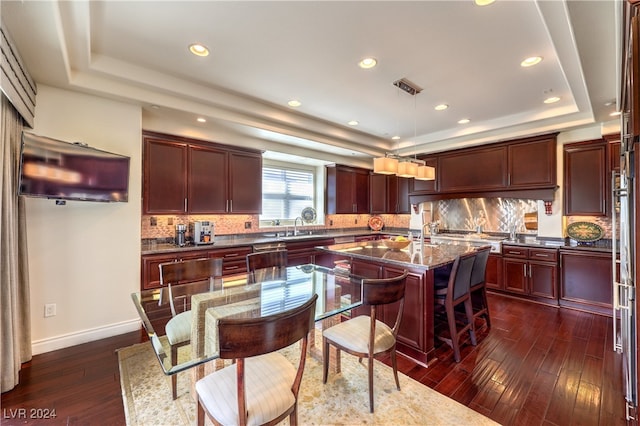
175, 224, 187, 247
612, 125, 637, 420
191, 220, 214, 245
429, 233, 505, 254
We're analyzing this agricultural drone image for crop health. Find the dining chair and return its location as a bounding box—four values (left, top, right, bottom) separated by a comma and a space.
195, 293, 318, 426
322, 270, 409, 413
246, 249, 288, 283
434, 251, 477, 362
159, 257, 223, 400
470, 246, 492, 328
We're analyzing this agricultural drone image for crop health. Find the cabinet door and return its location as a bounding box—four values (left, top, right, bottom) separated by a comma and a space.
188, 145, 227, 213
564, 140, 607, 216
529, 261, 557, 299
354, 169, 370, 213
485, 253, 503, 290
369, 173, 387, 213
143, 139, 188, 214
560, 251, 612, 310
508, 137, 556, 188
388, 175, 411, 214
439, 146, 507, 192
228, 151, 262, 213
503, 258, 527, 294
333, 167, 356, 213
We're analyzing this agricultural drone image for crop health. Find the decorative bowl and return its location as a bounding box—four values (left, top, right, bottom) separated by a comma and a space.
381, 239, 411, 251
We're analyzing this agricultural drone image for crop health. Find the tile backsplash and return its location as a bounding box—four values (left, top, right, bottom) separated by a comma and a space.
141, 213, 410, 239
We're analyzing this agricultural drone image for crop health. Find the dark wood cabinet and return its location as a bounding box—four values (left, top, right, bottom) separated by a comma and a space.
563, 139, 607, 216
409, 134, 557, 203
501, 245, 557, 302
143, 131, 262, 215
370, 174, 410, 214
286, 238, 335, 267
508, 136, 556, 188
143, 138, 188, 214
559, 250, 613, 315
485, 253, 503, 290
439, 145, 507, 192
326, 165, 370, 214
141, 251, 208, 290
141, 246, 252, 290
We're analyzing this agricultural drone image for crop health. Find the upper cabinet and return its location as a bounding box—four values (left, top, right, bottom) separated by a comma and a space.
143, 131, 262, 215
410, 134, 557, 203
325, 165, 370, 214
370, 174, 410, 214
563, 134, 620, 217
563, 139, 607, 216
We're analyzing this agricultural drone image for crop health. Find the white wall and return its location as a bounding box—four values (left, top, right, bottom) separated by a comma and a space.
26, 85, 142, 354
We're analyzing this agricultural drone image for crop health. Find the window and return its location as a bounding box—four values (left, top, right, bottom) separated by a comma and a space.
261, 165, 315, 221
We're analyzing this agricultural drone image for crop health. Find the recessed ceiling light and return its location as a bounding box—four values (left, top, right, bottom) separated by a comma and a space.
458, 118, 470, 124
392, 135, 401, 140
197, 117, 206, 123
150, 105, 160, 109
475, 0, 495, 6
434, 104, 449, 111
358, 58, 377, 69
189, 43, 209, 57
543, 96, 561, 104
348, 120, 359, 126
521, 56, 543, 67
288, 100, 301, 107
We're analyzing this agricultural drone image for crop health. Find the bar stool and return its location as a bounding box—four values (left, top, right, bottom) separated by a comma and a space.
434, 252, 477, 362
470, 246, 492, 328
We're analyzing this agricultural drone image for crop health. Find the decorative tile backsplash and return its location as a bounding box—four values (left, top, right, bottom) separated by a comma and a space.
141, 213, 410, 239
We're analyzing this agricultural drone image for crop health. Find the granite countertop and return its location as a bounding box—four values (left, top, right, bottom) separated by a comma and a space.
141, 229, 406, 255
500, 236, 615, 254
316, 240, 477, 271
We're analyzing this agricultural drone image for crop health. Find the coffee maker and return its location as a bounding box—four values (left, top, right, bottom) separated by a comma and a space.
175, 224, 187, 246
191, 220, 214, 245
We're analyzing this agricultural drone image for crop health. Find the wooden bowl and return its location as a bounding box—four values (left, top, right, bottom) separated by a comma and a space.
381, 239, 411, 251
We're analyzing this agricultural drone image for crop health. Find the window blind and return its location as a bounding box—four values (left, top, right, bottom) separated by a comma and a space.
262, 166, 314, 220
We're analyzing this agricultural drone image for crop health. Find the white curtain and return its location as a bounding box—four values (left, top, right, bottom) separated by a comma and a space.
0, 93, 31, 392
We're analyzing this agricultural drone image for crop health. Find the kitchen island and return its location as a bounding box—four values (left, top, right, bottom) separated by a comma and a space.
317, 240, 478, 365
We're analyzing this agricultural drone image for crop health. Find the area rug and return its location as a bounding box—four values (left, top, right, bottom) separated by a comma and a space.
118, 341, 499, 426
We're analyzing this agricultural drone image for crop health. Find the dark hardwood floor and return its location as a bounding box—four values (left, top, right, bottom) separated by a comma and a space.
1, 294, 627, 425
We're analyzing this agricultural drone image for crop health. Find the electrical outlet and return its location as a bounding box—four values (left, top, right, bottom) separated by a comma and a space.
244, 221, 252, 229
167, 217, 173, 225
150, 216, 157, 226
44, 303, 56, 317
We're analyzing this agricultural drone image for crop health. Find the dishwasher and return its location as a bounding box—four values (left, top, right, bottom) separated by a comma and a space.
252, 242, 287, 252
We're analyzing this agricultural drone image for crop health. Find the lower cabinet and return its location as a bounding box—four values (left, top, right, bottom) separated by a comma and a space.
286, 238, 335, 267
141, 245, 252, 290
501, 245, 558, 303
485, 253, 503, 290
559, 250, 613, 315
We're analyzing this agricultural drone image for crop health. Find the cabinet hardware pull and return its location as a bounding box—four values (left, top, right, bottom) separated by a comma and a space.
225, 253, 239, 257
184, 198, 187, 212
528, 264, 532, 277
523, 264, 527, 276
534, 253, 549, 257
229, 199, 233, 212
225, 265, 239, 270
508, 251, 521, 255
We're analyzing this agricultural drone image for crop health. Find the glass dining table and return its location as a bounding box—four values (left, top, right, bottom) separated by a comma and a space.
131, 264, 363, 376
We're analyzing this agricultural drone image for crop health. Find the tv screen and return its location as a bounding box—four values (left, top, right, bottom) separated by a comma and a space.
18, 132, 130, 203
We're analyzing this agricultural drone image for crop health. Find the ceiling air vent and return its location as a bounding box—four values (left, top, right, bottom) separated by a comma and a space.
393, 78, 422, 96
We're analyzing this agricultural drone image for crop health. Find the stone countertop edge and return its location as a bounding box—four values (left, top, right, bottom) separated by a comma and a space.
500, 237, 615, 254
141, 229, 405, 255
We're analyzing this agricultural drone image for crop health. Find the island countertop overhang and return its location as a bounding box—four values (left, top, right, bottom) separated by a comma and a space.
316, 241, 480, 271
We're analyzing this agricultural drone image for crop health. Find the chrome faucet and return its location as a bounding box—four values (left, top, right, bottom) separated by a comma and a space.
294, 217, 303, 236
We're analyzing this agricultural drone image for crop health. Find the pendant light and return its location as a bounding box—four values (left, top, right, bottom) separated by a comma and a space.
373, 156, 398, 174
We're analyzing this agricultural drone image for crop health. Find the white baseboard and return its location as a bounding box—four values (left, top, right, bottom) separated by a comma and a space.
31, 318, 142, 355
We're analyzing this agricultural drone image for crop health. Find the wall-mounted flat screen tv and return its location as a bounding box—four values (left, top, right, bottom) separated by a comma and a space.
18, 132, 130, 203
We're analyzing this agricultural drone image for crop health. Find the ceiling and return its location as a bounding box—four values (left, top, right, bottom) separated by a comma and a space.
2, 1, 621, 166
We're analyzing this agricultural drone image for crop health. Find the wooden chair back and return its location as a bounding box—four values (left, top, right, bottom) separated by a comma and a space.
362, 270, 409, 336
217, 293, 317, 359
246, 250, 288, 282
159, 257, 223, 316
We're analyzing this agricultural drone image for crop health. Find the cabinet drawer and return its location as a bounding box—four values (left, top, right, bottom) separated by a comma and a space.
502, 246, 528, 259
209, 246, 252, 260
529, 248, 558, 262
